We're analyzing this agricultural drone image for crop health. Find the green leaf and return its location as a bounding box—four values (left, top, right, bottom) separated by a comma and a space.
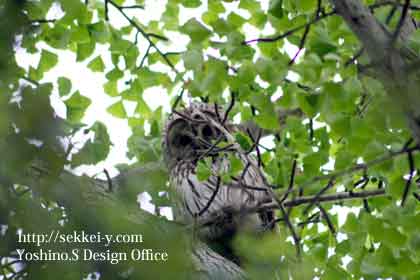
196, 160, 212, 181
105, 68, 124, 80
70, 26, 90, 44
135, 68, 172, 89
107, 100, 127, 118
64, 91, 92, 123
125, 46, 139, 70
360, 254, 384, 276
255, 57, 287, 85
103, 80, 119, 97
228, 154, 244, 176
182, 49, 203, 70
87, 56, 105, 72
57, 77, 72, 97
37, 49, 58, 74
191, 57, 227, 97
220, 31, 255, 61
76, 41, 95, 62
237, 61, 257, 84
181, 0, 201, 8
235, 132, 252, 151
296, 0, 315, 13
161, 1, 179, 30
408, 29, 420, 52
181, 18, 212, 43
268, 0, 284, 18
110, 38, 132, 54
71, 121, 111, 166
239, 0, 260, 11
255, 112, 278, 131
227, 13, 246, 28
88, 21, 111, 43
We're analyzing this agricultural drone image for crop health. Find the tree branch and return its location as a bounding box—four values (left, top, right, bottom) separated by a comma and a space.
21, 162, 245, 279
108, 0, 180, 76
390, 0, 411, 47
243, 10, 336, 45
288, 0, 322, 65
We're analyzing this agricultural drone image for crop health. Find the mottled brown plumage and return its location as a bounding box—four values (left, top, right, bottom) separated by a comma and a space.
163, 102, 274, 263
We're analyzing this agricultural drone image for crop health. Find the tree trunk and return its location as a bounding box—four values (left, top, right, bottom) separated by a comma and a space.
330, 0, 420, 144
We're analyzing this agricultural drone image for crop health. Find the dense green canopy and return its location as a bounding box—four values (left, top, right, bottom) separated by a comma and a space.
1, 0, 420, 279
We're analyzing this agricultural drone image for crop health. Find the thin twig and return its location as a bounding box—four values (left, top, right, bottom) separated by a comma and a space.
243, 10, 336, 44
288, 24, 310, 65
198, 176, 221, 216
29, 19, 57, 24
279, 204, 301, 256
120, 5, 145, 9
20, 76, 39, 86
288, 0, 322, 65
317, 204, 336, 234
214, 103, 222, 123
105, 0, 109, 21
246, 128, 264, 167
353, 176, 369, 189
222, 92, 236, 125
198, 136, 224, 160
147, 33, 169, 41
260, 189, 387, 210
108, 0, 180, 76
103, 169, 113, 192
283, 78, 313, 92
385, 2, 398, 25
240, 162, 251, 181
401, 150, 415, 206
138, 44, 152, 69
344, 47, 364, 67
280, 159, 297, 203
298, 146, 420, 193
264, 217, 284, 231
363, 199, 371, 212
303, 178, 335, 215
265, 185, 301, 256
133, 30, 140, 44
298, 212, 320, 227
172, 88, 185, 110
370, 0, 420, 11
390, 0, 411, 47
309, 118, 314, 141
244, 1, 414, 45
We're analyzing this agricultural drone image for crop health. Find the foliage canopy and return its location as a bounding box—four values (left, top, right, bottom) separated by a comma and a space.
1, 0, 420, 279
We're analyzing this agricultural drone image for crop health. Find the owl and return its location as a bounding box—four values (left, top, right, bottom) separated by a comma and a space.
163, 102, 274, 263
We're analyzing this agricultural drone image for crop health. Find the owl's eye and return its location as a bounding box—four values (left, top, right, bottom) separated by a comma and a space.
192, 113, 204, 120
201, 125, 213, 138
176, 135, 192, 147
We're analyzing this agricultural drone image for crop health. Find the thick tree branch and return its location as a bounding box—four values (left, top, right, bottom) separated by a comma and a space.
330, 0, 420, 144
21, 163, 245, 279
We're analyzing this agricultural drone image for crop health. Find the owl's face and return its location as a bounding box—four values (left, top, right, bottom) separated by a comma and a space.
163, 103, 226, 168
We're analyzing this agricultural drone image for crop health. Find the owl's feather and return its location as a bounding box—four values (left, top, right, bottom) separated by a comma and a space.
163, 102, 275, 264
